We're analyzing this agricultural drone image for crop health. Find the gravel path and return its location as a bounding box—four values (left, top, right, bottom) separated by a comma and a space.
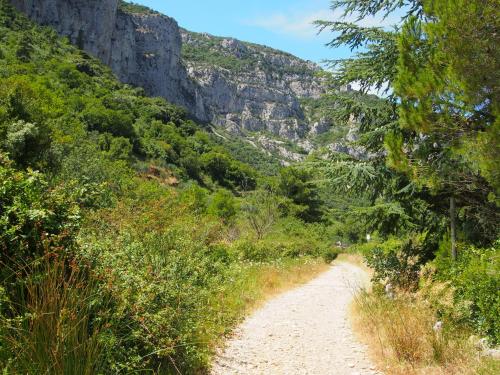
211, 262, 382, 375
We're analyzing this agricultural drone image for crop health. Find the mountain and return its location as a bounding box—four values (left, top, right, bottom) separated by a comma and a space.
10, 0, 346, 162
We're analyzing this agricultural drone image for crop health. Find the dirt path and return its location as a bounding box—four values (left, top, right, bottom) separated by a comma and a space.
211, 261, 382, 375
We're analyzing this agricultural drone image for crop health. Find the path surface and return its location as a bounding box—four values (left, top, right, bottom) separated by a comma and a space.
211, 262, 382, 375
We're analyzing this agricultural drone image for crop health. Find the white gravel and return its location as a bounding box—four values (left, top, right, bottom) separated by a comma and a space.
211, 262, 382, 375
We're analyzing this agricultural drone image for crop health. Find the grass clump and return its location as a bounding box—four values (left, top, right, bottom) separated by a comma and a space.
0, 256, 109, 375
352, 289, 495, 375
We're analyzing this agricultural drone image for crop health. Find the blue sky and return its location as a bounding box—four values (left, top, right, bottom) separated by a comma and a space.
130, 0, 401, 64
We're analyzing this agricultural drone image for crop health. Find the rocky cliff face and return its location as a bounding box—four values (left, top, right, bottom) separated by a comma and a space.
11, 0, 338, 162
181, 30, 330, 141
110, 9, 207, 120
11, 0, 118, 64
10, 0, 207, 120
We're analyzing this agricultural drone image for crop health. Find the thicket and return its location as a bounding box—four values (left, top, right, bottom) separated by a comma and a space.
0, 2, 334, 373
118, 1, 159, 16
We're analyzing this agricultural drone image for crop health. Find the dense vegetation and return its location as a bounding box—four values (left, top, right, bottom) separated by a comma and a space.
0, 2, 337, 373
316, 0, 499, 372
117, 0, 159, 16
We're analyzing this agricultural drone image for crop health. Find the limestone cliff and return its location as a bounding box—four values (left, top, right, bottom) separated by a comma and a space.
10, 0, 207, 120
110, 9, 207, 121
181, 30, 331, 142
10, 0, 118, 64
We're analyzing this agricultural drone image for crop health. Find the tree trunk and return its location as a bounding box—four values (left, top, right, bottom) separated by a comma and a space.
450, 197, 457, 260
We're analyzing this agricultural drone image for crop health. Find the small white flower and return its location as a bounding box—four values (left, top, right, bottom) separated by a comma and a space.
433, 321, 443, 332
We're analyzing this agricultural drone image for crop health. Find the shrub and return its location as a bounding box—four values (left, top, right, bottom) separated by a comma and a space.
81, 106, 135, 139
179, 183, 208, 215
79, 221, 235, 372
433, 241, 500, 344
321, 247, 339, 263
241, 190, 279, 240
208, 189, 237, 224
364, 234, 425, 290
201, 151, 257, 191
0, 153, 81, 271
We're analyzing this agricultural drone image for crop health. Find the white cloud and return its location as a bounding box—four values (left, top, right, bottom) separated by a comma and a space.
244, 7, 402, 40
245, 9, 333, 40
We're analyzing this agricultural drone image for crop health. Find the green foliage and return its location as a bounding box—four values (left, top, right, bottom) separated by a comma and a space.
241, 190, 279, 240
433, 242, 500, 344
179, 183, 209, 214
118, 1, 158, 15
0, 3, 340, 373
0, 153, 80, 270
392, 0, 499, 243
0, 154, 107, 374
201, 151, 257, 191
0, 256, 109, 375
364, 234, 426, 290
278, 167, 324, 222
210, 127, 282, 176
320, 0, 499, 348
208, 189, 237, 224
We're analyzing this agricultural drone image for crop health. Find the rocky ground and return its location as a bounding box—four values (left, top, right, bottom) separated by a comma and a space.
211, 262, 382, 375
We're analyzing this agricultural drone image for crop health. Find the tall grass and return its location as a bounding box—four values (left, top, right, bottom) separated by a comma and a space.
0, 255, 108, 374
352, 289, 496, 375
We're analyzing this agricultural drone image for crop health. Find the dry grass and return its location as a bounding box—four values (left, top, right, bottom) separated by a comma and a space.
259, 261, 328, 297
243, 259, 330, 313
350, 290, 498, 375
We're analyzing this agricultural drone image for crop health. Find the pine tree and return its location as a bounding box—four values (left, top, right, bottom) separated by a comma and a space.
318, 0, 499, 249
391, 0, 499, 245
315, 1, 438, 239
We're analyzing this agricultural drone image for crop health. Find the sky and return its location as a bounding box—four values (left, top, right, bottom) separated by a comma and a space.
130, 0, 402, 65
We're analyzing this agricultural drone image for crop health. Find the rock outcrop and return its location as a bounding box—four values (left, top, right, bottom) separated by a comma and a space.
110, 10, 207, 120
181, 30, 329, 141
11, 0, 119, 64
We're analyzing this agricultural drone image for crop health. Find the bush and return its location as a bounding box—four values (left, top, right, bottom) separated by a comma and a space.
179, 183, 208, 214
364, 234, 425, 291
0, 153, 81, 271
241, 190, 279, 240
208, 189, 237, 224
81, 106, 135, 139
433, 241, 500, 344
201, 151, 257, 191
321, 247, 339, 263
